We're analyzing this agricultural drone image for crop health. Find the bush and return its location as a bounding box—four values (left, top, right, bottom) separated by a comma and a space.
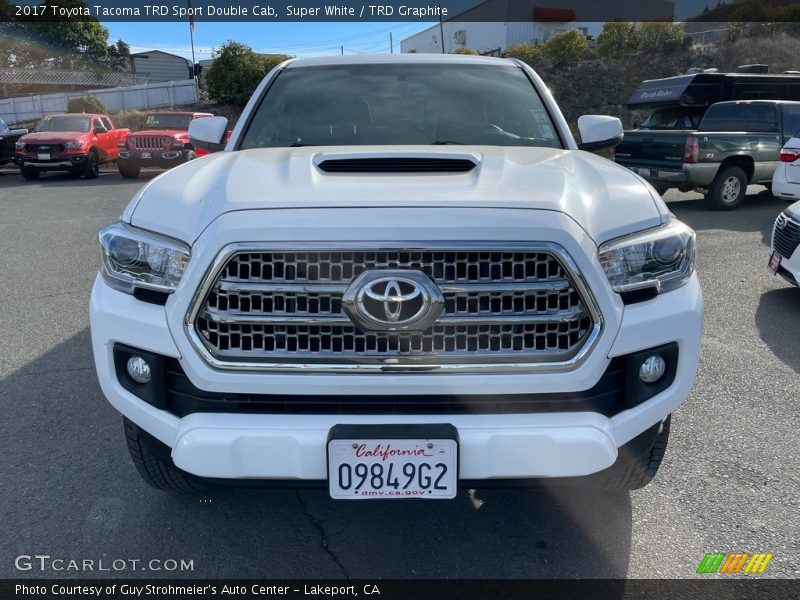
505, 43, 542, 65
542, 30, 589, 65
67, 96, 106, 114
112, 110, 149, 130
453, 47, 478, 55
597, 21, 641, 58
206, 41, 289, 106
639, 22, 685, 54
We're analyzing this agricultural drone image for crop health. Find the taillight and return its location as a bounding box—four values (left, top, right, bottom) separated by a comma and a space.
683, 136, 699, 164
780, 148, 800, 163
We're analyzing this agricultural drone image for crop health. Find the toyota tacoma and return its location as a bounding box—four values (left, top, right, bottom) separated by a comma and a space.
90, 55, 703, 497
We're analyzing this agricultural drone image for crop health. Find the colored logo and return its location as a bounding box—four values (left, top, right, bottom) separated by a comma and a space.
696, 552, 773, 574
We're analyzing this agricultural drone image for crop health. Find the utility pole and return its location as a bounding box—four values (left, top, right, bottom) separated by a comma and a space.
390, 32, 393, 54
439, 12, 445, 54
341, 45, 344, 55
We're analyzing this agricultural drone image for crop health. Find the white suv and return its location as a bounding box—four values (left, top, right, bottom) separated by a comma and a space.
90, 55, 702, 497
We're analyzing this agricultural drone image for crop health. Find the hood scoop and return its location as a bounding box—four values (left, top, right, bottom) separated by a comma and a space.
315, 152, 479, 174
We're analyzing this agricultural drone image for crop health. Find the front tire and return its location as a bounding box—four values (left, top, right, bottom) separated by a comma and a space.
592, 415, 671, 491
118, 162, 140, 178
707, 165, 747, 210
21, 167, 39, 181
83, 151, 99, 179
123, 418, 207, 492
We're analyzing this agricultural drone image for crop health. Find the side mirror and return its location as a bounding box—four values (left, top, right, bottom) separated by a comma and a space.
9, 128, 28, 136
93, 126, 108, 135
189, 116, 229, 153
577, 115, 624, 152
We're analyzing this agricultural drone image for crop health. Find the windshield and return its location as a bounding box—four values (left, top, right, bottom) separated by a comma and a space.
240, 64, 562, 149
640, 108, 701, 130
142, 113, 193, 130
35, 115, 91, 133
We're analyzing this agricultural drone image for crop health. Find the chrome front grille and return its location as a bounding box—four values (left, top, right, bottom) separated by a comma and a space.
188, 244, 601, 372
772, 214, 800, 259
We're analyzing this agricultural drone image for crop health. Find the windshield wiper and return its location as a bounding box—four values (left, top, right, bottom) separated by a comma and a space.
430, 140, 465, 145
288, 142, 318, 147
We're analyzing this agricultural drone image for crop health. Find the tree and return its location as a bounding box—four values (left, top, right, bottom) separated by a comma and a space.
597, 21, 641, 58
105, 39, 131, 72
542, 30, 588, 65
67, 96, 106, 113
0, 0, 113, 69
505, 43, 542, 65
206, 41, 288, 106
639, 22, 685, 54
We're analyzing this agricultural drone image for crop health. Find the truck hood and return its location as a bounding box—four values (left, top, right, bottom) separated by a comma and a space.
20, 131, 89, 143
126, 146, 668, 245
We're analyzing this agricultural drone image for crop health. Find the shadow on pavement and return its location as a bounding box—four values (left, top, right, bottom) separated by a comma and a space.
755, 287, 800, 372
0, 169, 160, 188
0, 328, 633, 580
668, 189, 787, 246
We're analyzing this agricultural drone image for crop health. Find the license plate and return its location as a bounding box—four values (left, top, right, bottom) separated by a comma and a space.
327, 425, 458, 500
140, 152, 151, 159
37, 153, 50, 160
768, 252, 782, 274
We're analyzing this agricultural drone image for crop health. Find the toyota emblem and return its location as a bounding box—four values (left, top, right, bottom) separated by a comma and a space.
342, 270, 444, 331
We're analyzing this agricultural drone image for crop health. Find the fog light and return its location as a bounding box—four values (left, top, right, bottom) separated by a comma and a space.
126, 356, 151, 384
639, 355, 666, 383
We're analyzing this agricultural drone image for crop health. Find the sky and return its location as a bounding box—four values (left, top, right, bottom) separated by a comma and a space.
104, 1, 732, 61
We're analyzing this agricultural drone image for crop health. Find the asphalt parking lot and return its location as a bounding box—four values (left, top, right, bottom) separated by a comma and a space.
0, 167, 798, 580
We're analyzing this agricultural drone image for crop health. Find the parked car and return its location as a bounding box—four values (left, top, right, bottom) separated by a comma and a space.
0, 119, 29, 166
90, 55, 702, 496
772, 133, 800, 201
614, 100, 800, 209
768, 203, 800, 286
15, 113, 129, 180
117, 111, 212, 178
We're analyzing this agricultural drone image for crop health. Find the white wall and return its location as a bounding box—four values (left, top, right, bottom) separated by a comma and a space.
0, 80, 198, 124
401, 22, 507, 54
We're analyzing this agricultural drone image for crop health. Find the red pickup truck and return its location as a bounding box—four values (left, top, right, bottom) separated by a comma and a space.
117, 111, 212, 178
15, 113, 129, 180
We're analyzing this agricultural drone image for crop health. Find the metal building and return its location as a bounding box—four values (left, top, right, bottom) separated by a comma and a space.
401, 0, 676, 55
131, 50, 192, 83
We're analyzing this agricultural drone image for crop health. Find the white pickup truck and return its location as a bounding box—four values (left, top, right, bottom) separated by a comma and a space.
90, 55, 702, 497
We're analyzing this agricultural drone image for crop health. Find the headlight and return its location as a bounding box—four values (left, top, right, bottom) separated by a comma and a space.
99, 222, 190, 294
64, 141, 83, 149
598, 219, 696, 294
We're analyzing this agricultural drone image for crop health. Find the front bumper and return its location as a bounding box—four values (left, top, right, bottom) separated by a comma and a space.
15, 153, 88, 170
90, 272, 703, 481
118, 150, 189, 168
